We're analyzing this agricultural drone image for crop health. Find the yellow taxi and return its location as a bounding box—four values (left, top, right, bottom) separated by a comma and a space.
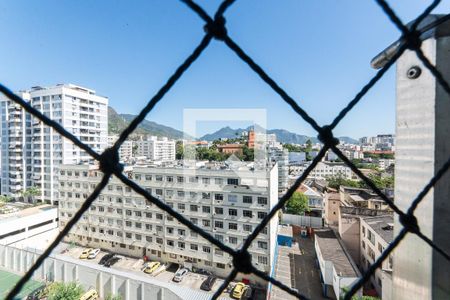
232, 282, 247, 299
79, 289, 98, 300
143, 261, 161, 274
79, 248, 93, 259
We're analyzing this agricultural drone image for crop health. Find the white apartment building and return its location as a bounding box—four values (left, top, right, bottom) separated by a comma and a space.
1, 84, 108, 204
291, 161, 355, 180
268, 147, 289, 195
360, 215, 393, 298
58, 162, 279, 283
135, 136, 175, 161
0, 92, 32, 196
107, 135, 133, 162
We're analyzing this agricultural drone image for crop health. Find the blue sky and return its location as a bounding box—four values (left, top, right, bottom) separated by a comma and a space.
1, 1, 449, 139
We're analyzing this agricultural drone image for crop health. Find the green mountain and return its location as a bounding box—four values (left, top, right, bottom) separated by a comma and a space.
108, 106, 188, 139
199, 126, 359, 144
108, 106, 359, 144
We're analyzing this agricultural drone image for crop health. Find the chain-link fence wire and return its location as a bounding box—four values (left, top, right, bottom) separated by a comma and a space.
1, 0, 450, 299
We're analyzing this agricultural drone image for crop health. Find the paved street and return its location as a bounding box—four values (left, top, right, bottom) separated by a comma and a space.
271, 236, 331, 300
292, 236, 330, 300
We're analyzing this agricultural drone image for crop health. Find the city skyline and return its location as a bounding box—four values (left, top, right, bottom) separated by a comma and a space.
2, 1, 450, 138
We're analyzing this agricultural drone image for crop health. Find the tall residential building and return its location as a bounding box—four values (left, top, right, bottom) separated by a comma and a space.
58, 162, 279, 283
268, 147, 289, 195
107, 135, 133, 162
0, 92, 32, 196
1, 84, 108, 204
135, 136, 175, 161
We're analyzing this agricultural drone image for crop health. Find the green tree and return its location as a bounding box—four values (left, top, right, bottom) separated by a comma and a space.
105, 294, 123, 300
305, 139, 313, 152
285, 192, 310, 215
46, 282, 84, 300
0, 195, 13, 203
242, 146, 254, 161
359, 174, 394, 189
283, 143, 303, 152
326, 174, 361, 189
21, 186, 40, 203
175, 141, 184, 159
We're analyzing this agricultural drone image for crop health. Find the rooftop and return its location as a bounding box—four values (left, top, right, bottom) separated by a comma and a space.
327, 192, 341, 200
362, 215, 395, 243
278, 225, 293, 238
315, 229, 359, 277
0, 204, 55, 223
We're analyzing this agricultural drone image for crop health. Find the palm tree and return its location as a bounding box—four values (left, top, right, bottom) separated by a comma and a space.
22, 187, 40, 203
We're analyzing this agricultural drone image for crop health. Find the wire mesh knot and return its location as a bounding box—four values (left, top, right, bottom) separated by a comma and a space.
405, 30, 422, 50
399, 213, 419, 234
99, 147, 124, 175
318, 125, 339, 147
204, 16, 227, 40
232, 249, 253, 274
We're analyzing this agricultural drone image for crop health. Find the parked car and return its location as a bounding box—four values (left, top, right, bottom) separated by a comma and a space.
79, 248, 93, 259
88, 248, 101, 259
104, 256, 121, 268
200, 275, 217, 291
242, 286, 254, 300
80, 289, 99, 300
144, 261, 161, 274
99, 253, 115, 265
172, 268, 189, 282
232, 282, 247, 299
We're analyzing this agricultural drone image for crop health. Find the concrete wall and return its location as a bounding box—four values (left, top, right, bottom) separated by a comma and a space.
394, 32, 450, 299
0, 244, 209, 300
324, 196, 340, 225
281, 214, 322, 228
0, 207, 58, 245
315, 238, 333, 285
332, 267, 360, 300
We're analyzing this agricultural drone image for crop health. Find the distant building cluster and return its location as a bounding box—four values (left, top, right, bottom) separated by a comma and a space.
359, 134, 395, 152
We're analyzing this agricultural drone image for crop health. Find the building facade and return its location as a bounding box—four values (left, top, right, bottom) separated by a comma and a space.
58, 163, 279, 282
291, 161, 355, 180
135, 136, 175, 161
1, 84, 108, 204
268, 147, 289, 195
107, 135, 133, 162
0, 92, 32, 196
360, 216, 393, 297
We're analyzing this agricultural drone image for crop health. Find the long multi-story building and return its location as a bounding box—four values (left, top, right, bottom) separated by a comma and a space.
58, 162, 278, 282
290, 161, 355, 180
135, 136, 175, 161
107, 135, 133, 162
1, 84, 108, 204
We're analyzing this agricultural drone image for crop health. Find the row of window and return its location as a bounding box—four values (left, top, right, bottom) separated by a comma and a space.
133, 174, 239, 186
62, 209, 268, 235
71, 225, 269, 251
60, 182, 269, 206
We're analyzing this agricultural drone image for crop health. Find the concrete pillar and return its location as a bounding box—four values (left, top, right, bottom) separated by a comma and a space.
111, 274, 116, 295
140, 283, 145, 300
391, 15, 450, 300
98, 272, 103, 297
125, 279, 130, 300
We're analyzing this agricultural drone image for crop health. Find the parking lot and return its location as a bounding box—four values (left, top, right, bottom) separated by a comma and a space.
59, 243, 255, 299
